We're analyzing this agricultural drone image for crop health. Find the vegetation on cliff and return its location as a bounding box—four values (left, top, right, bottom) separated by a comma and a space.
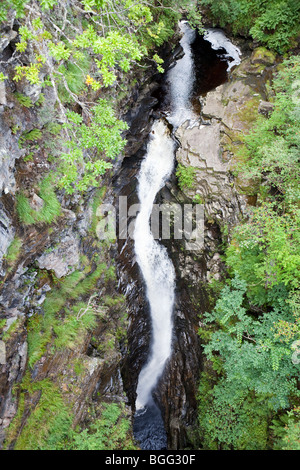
0, 0, 201, 195
197, 39, 300, 450
1, 0, 300, 452
0, 0, 203, 451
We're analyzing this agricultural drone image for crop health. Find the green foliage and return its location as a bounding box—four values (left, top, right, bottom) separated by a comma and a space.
0, 0, 27, 22
16, 176, 61, 225
6, 376, 135, 450
57, 55, 91, 103
19, 128, 42, 145
198, 276, 300, 449
0, 72, 8, 81
5, 237, 22, 264
14, 63, 43, 85
13, 375, 73, 450
198, 372, 272, 450
69, 403, 137, 450
1, 317, 22, 341
199, 56, 300, 449
14, 92, 33, 108
57, 100, 128, 193
16, 194, 36, 225
281, 407, 300, 450
200, 0, 300, 51
226, 204, 300, 305
2, 0, 202, 195
239, 56, 300, 204
39, 0, 57, 10
27, 264, 107, 367
176, 163, 197, 190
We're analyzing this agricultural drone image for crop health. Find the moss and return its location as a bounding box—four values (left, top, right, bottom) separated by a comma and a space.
251, 47, 276, 66
238, 96, 261, 127
73, 358, 86, 377
5, 237, 22, 265
2, 317, 23, 341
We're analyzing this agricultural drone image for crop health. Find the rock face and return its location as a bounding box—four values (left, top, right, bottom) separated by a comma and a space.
0, 115, 24, 195
0, 203, 15, 276
0, 14, 276, 450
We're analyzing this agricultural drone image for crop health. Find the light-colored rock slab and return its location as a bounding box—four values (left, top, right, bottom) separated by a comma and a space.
37, 233, 80, 278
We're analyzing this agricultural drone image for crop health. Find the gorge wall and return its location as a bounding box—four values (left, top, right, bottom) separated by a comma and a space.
0, 13, 278, 449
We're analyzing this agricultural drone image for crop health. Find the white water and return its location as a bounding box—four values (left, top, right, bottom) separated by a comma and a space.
204, 28, 241, 71
134, 120, 176, 410
167, 21, 197, 127
134, 22, 196, 411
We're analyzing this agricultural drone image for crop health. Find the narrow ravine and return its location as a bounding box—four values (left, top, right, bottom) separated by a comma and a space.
119, 23, 242, 450
133, 21, 197, 450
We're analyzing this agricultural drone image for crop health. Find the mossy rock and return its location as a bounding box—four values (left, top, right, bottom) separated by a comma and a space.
235, 174, 260, 196
251, 47, 276, 66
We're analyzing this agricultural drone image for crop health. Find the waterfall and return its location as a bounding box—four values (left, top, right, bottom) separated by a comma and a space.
133, 22, 196, 447
134, 120, 175, 411
167, 21, 197, 127
132, 20, 242, 450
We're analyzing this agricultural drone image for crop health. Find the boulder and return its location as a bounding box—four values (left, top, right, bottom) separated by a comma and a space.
258, 100, 275, 117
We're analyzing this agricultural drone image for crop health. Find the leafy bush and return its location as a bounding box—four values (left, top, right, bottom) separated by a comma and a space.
69, 403, 137, 450
198, 277, 300, 449
57, 100, 128, 193
176, 163, 197, 190
198, 55, 300, 450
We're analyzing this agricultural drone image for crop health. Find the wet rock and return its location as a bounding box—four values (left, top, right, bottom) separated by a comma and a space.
0, 316, 27, 447
176, 121, 224, 171
0, 120, 24, 195
0, 82, 7, 106
0, 341, 6, 365
200, 84, 225, 119
0, 203, 15, 276
0, 30, 17, 55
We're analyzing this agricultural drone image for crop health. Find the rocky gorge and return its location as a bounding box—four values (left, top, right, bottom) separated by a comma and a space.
0, 9, 280, 450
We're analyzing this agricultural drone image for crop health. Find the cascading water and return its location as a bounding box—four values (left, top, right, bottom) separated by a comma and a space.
132, 21, 241, 450
134, 120, 176, 412
133, 21, 196, 450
